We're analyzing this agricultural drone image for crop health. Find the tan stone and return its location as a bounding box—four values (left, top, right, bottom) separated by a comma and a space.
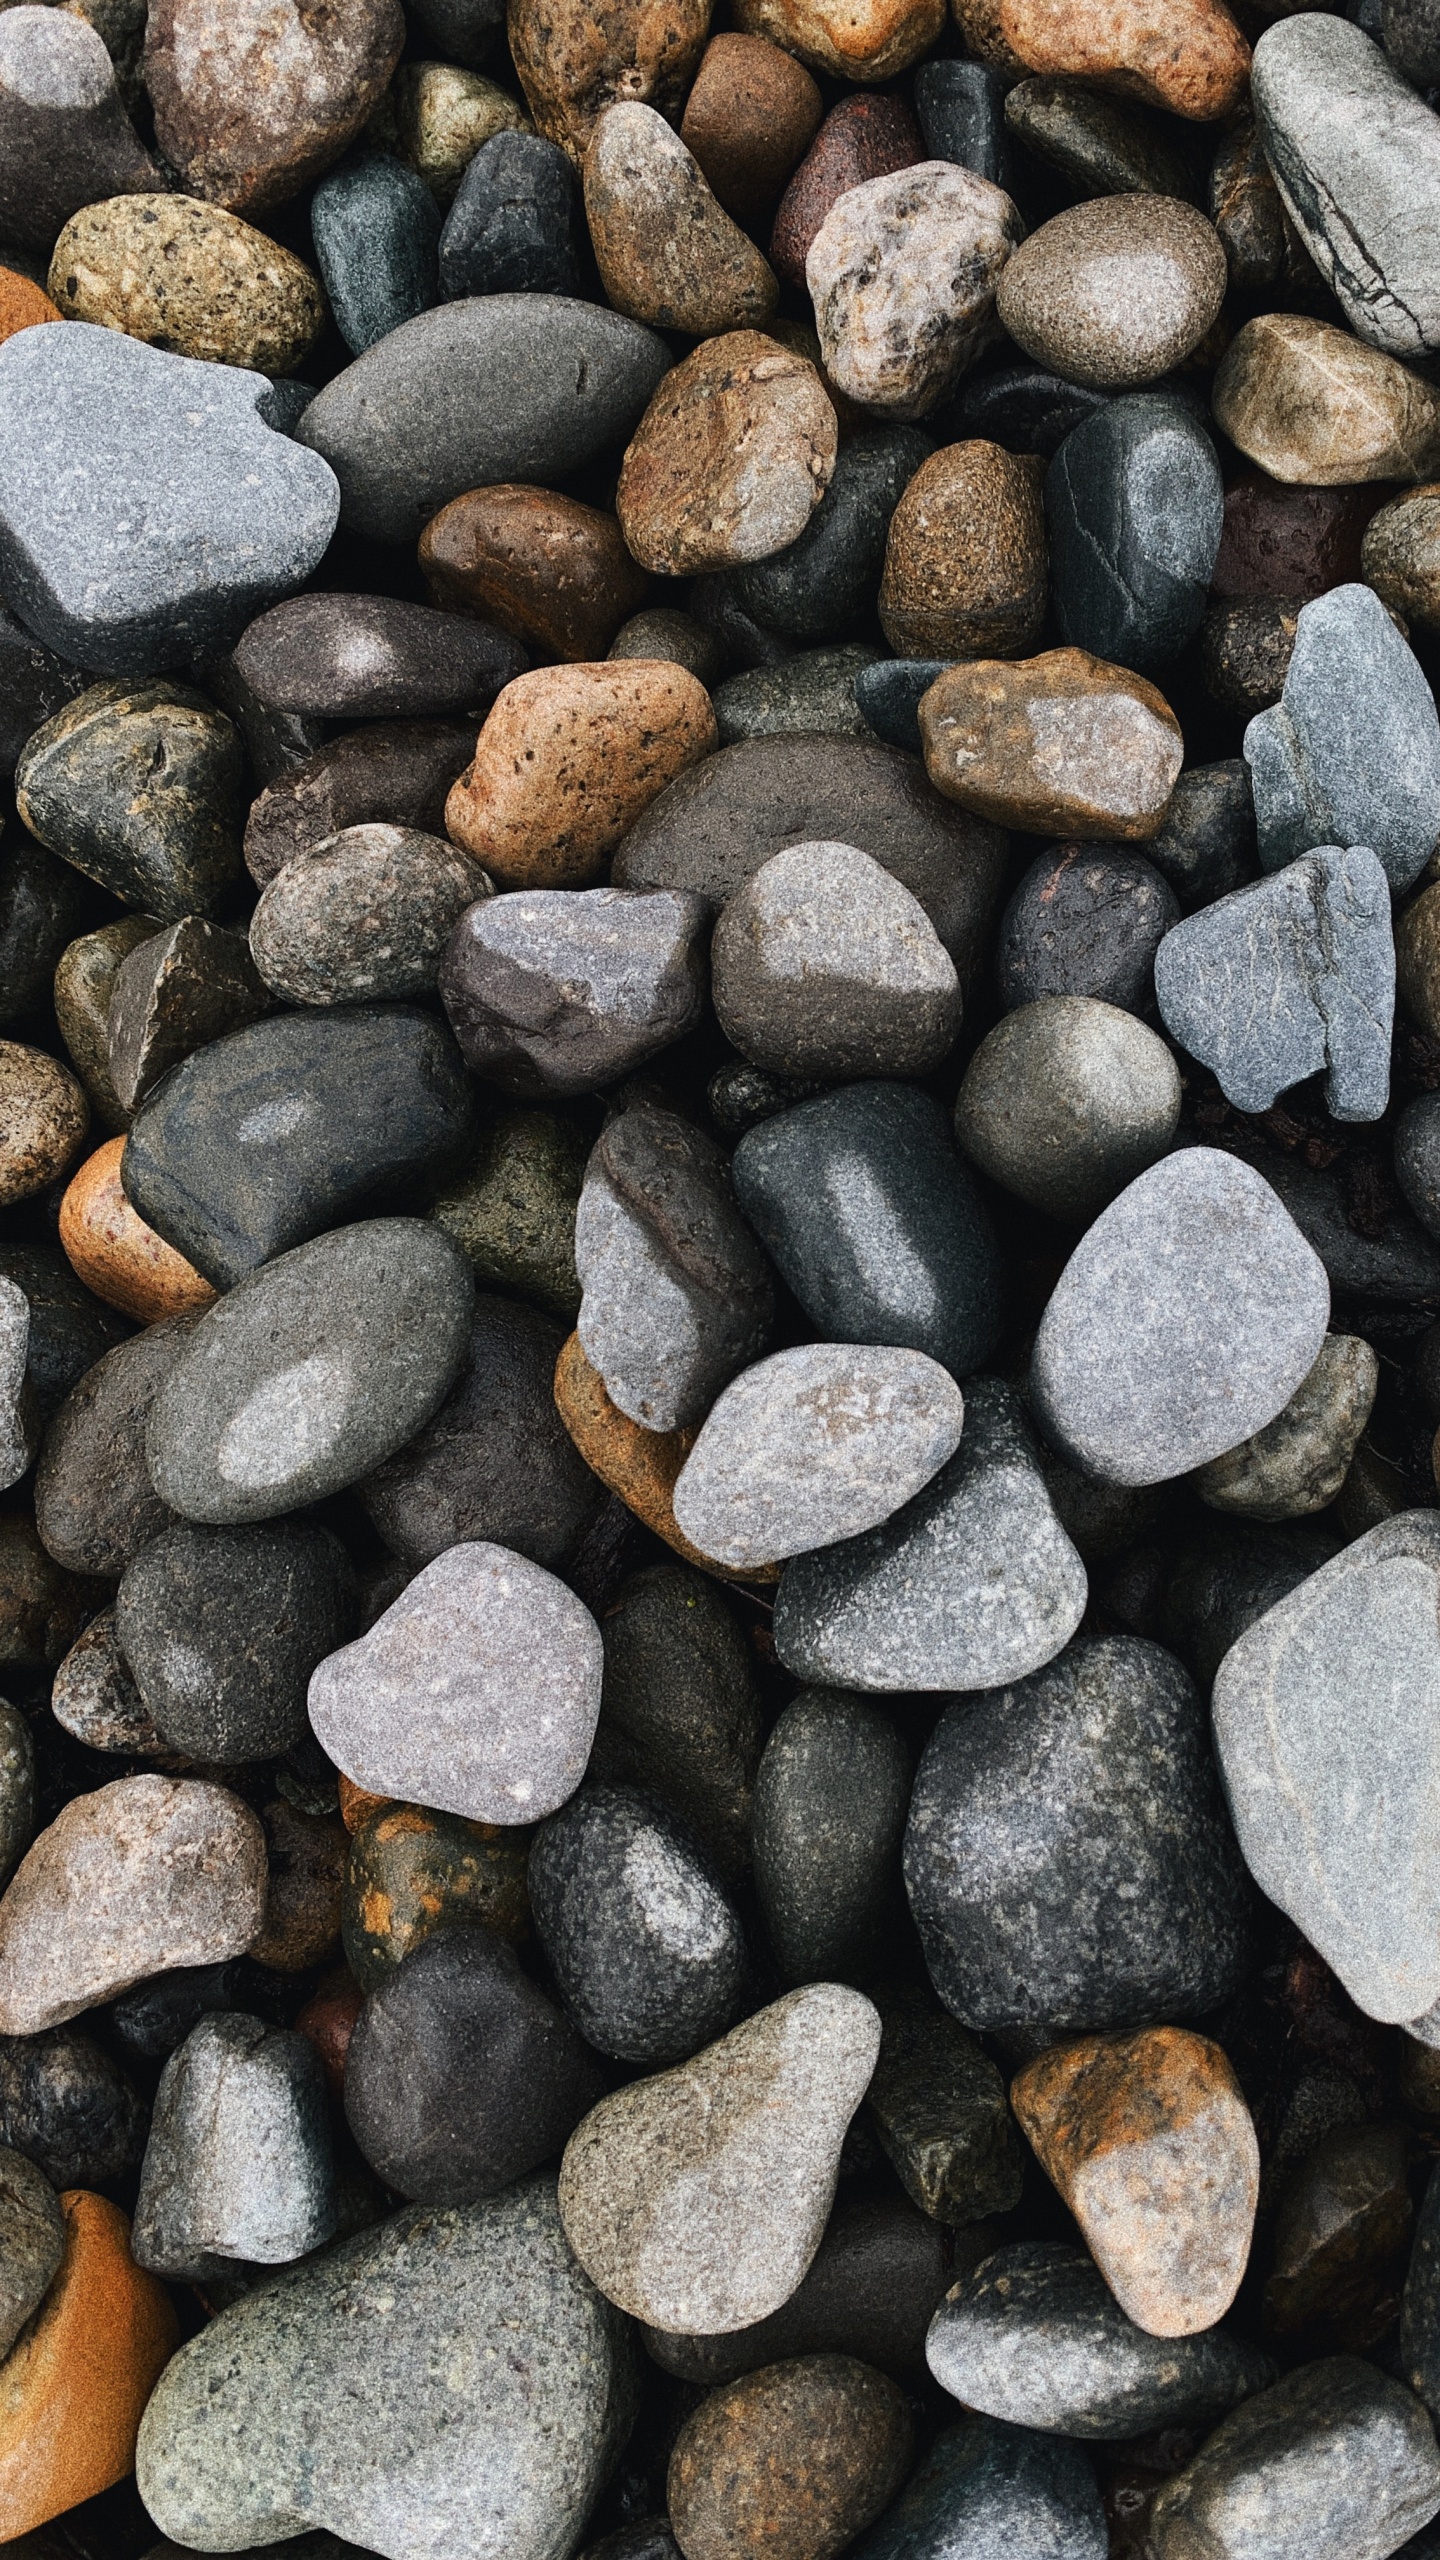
420, 484, 650, 665
48, 194, 324, 373
1194, 1335, 1379, 1523
996, 193, 1228, 393
999, 0, 1250, 119
393, 62, 530, 203
808, 161, 1021, 420
508, 0, 710, 164
735, 0, 944, 82
1012, 2027, 1259, 2337
142, 0, 404, 213
679, 32, 822, 226
444, 661, 717, 888
585, 101, 777, 335
0, 1041, 88, 1207
1213, 314, 1440, 488
617, 331, 837, 577
880, 440, 1046, 658
58, 1137, 217, 1325
1363, 484, 1440, 633
919, 648, 1183, 838
1398, 882, 1440, 1039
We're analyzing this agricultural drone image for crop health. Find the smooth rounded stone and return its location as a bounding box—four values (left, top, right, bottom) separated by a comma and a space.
594, 1565, 760, 1888
1155, 845, 1395, 1123
0, 4, 154, 250
131, 2012, 334, 2281
806, 162, 1021, 422
121, 1007, 476, 1291
62, 1145, 214, 1332
0, 2146, 63, 2359
617, 331, 836, 578
34, 1319, 191, 1579
342, 1800, 530, 1991
1208, 107, 1303, 296
915, 56, 1014, 186
644, 2191, 949, 2386
673, 1346, 965, 1573
436, 131, 578, 299
1030, 1150, 1331, 1491
0, 1775, 267, 2036
774, 1376, 1086, 1696
0, 2018, 145, 2188
919, 650, 1183, 841
142, 0, 402, 214
956, 999, 1179, 1227
439, 884, 706, 1098
136, 2175, 637, 2560
244, 723, 474, 885
1245, 585, 1440, 895
106, 917, 269, 1117
878, 440, 1045, 661
584, 103, 776, 336
310, 153, 438, 357
0, 1238, 128, 1423
575, 1100, 772, 1438
394, 61, 529, 206
1213, 470, 1385, 606
1150, 2358, 1440, 2560
1364, 483, 1440, 634
848, 2415, 1107, 2560
1012, 2028, 1258, 2339
234, 594, 524, 725
48, 192, 323, 374
1004, 75, 1194, 199
731, 428, 928, 649
115, 1520, 352, 1761
249, 826, 482, 1008
1214, 312, 1440, 487
0, 1038, 87, 1208
146, 1218, 472, 1523
712, 647, 873, 746
309, 1541, 601, 1825
1194, 1334, 1378, 1522
507, 0, 707, 161
432, 1106, 584, 1319
679, 32, 822, 228
420, 485, 647, 665
997, 848, 1179, 1012
999, 0, 1250, 114
1266, 2120, 1412, 2338
16, 679, 245, 923
1199, 596, 1300, 717
0, 1702, 33, 1896
297, 296, 667, 547
926, 2242, 1272, 2442
751, 1694, 908, 1987
769, 93, 921, 292
711, 840, 961, 1082
53, 913, 160, 1134
996, 196, 1225, 393
558, 1983, 881, 2333
667, 2354, 913, 2560
855, 659, 950, 756
1046, 395, 1223, 674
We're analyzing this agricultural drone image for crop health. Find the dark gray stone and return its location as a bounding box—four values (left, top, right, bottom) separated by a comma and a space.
711, 648, 873, 747
439, 885, 708, 1098
310, 151, 439, 356
942, 361, 1111, 458
954, 998, 1180, 1227
0, 2144, 63, 2358
115, 1520, 354, 1761
1384, 0, 1440, 82
34, 1316, 193, 1578
752, 1692, 909, 1985
16, 679, 247, 922
733, 428, 932, 643
132, 2012, 335, 2282
1144, 759, 1258, 910
109, 917, 272, 1115
0, 3, 154, 249
233, 592, 525, 723
0, 830, 95, 1031
1047, 395, 1223, 674
438, 131, 580, 299
914, 60, 1014, 189
855, 658, 949, 756
0, 601, 86, 777
1159, 1521, 1328, 1690
1246, 584, 1440, 891
1396, 1093, 1440, 1243
712, 839, 961, 1081
593, 1564, 762, 1888
0, 1701, 33, 1896
202, 646, 325, 787
998, 845, 1180, 1013
904, 1635, 1252, 2033
866, 1987, 1023, 2224
0, 2021, 147, 2189
243, 721, 475, 885
0, 328, 339, 676
1244, 1145, 1440, 1303
248, 824, 482, 1008
1403, 2156, 1440, 2418
257, 378, 316, 437
409, 0, 505, 65
1004, 77, 1196, 200
849, 2414, 1107, 2560
1150, 2357, 1440, 2560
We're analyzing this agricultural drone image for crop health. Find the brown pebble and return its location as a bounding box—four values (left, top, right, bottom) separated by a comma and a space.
667, 2355, 915, 2560
919, 648, 1183, 838
444, 661, 717, 889
585, 102, 778, 336
420, 484, 649, 664
0, 1042, 89, 1208
294, 1967, 364, 2097
1212, 313, 1440, 486
1398, 883, 1440, 1040
1208, 109, 1311, 296
51, 1613, 168, 1758
58, 1138, 217, 1325
0, 267, 62, 350
1197, 596, 1301, 717
47, 194, 325, 373
107, 916, 271, 1117
998, 0, 1251, 120
509, 0, 711, 163
142, 0, 405, 212
1211, 472, 1384, 602
770, 93, 923, 291
680, 34, 822, 228
247, 1799, 348, 1974
880, 441, 1047, 659
736, 0, 942, 81
996, 193, 1228, 392
1362, 484, 1440, 634
618, 332, 837, 578
53, 917, 165, 1135
338, 1774, 393, 1834
342, 1798, 532, 1990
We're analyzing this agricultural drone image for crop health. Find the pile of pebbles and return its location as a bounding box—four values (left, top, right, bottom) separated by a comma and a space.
8, 0, 1440, 2555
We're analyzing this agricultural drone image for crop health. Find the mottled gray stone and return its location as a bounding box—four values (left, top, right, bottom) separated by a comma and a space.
1047, 395, 1224, 676
927, 2243, 1273, 2441
773, 1377, 1087, 1694
849, 2415, 1106, 2560
0, 1278, 37, 1493
132, 2012, 335, 2282
16, 679, 247, 922
50, 1608, 164, 1755
955, 997, 1181, 1226
440, 885, 708, 1099
575, 1099, 773, 1434
136, 2177, 639, 2560
1030, 1149, 1331, 1490
1213, 1512, 1440, 2028
904, 1637, 1252, 2034
233, 593, 524, 723
1245, 585, 1440, 893
996, 847, 1179, 1016
145, 1218, 473, 1525
807, 161, 1023, 420
0, 1699, 34, 1894
1150, 2356, 1440, 2560
1154, 847, 1395, 1121
0, 3, 154, 249
249, 823, 485, 1007
116, 1520, 354, 1763
308, 1540, 602, 1825
0, 2143, 62, 2356
1195, 1333, 1378, 1521
310, 150, 440, 357
712, 647, 873, 745
753, 1691, 910, 1986
1252, 15, 1440, 360
0, 327, 339, 677
866, 1987, 1023, 2226
1158, 1522, 1326, 1691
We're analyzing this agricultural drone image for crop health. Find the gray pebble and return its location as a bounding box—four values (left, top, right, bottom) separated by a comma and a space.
955, 997, 1181, 1226
250, 824, 486, 1006
1150, 2356, 1440, 2560
440, 885, 708, 1098
0, 1699, 34, 1895
115, 1520, 354, 1762
711, 840, 961, 1081
866, 1987, 1023, 2226
232, 592, 525, 722
132, 2012, 335, 2282
1194, 1333, 1378, 1521
1145, 758, 1259, 910
752, 1691, 910, 1986
108, 916, 271, 1116
1047, 394, 1223, 675
712, 647, 874, 745
0, 2142, 63, 2357
849, 2415, 1106, 2560
1245, 584, 1440, 892
0, 3, 154, 249
0, 1278, 37, 1493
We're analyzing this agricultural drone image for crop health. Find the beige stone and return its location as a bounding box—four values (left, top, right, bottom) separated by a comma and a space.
1213, 313, 1440, 487
48, 194, 323, 372
0, 1041, 88, 1207
734, 0, 944, 82
919, 648, 1183, 838
996, 193, 1227, 392
393, 62, 530, 203
1195, 1334, 1379, 1522
617, 332, 837, 577
1363, 483, 1440, 632
999, 0, 1251, 119
808, 160, 1021, 419
584, 102, 776, 336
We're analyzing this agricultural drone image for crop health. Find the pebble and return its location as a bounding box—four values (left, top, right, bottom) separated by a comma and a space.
439, 884, 707, 1096
249, 824, 483, 1007
998, 846, 1179, 1011
709, 645, 872, 745
234, 592, 524, 723
135, 2178, 636, 2560
644, 2192, 948, 2385
0, 1038, 88, 1206
996, 195, 1226, 392
1268, 2120, 1412, 2338
0, 1703, 33, 1892
431, 1104, 585, 1318
1030, 1149, 1331, 1489
956, 997, 1180, 1225
34, 1316, 191, 1577
0, 1775, 267, 2036
52, 914, 159, 1132
243, 720, 474, 883
617, 330, 837, 577
735, 426, 929, 646
866, 1987, 1023, 2222
107, 917, 269, 1116
132, 2012, 335, 2279
585, 102, 776, 336
420, 484, 648, 663
48, 193, 325, 373
916, 57, 1014, 187
394, 61, 529, 205
751, 1692, 908, 1987
998, 0, 1251, 118
438, 131, 579, 298
0, 4, 154, 250
0, 1238, 128, 1421
0, 833, 103, 1044
667, 2355, 914, 2560
854, 657, 949, 754
1004, 74, 1193, 199
1194, 1332, 1379, 1522
0, 325, 339, 675
710, 840, 961, 1080
0, 2019, 145, 2190
0, 601, 87, 780
849, 2416, 1107, 2560
1363, 484, 1440, 634
1012, 2028, 1259, 2338
679, 32, 822, 228
1047, 395, 1223, 672
773, 1375, 1087, 1694
115, 1519, 353, 1760
310, 152, 439, 356
770, 94, 922, 290
807, 162, 1022, 420
1149, 2359, 1440, 2560
58, 1137, 218, 1324
593, 1561, 761, 1887
905, 1634, 1251, 2032
509, 0, 709, 161
919, 650, 1184, 840
16, 678, 246, 921
554, 1334, 720, 1575
1199, 595, 1299, 718
879, 438, 1046, 660
0, 2146, 63, 2358
342, 1799, 530, 1990
143, 0, 404, 214
308, 1540, 602, 1823
1401, 892, 1440, 1042
343, 1928, 603, 2200
1213, 313, 1440, 486
946, 357, 1110, 455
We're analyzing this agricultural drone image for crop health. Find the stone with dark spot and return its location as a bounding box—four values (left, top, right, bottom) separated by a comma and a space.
341, 1800, 531, 1992
114, 1519, 354, 1762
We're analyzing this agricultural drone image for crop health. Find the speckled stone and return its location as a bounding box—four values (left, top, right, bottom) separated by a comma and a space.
848, 2416, 1106, 2560
1196, 1334, 1378, 1522
559, 1984, 880, 2332
1245, 585, 1440, 894
310, 152, 438, 356
0, 4, 155, 250
775, 1376, 1086, 1695
509, 0, 709, 163
0, 1775, 267, 2036
440, 884, 707, 1098
1149, 2358, 1440, 2560
0, 1039, 88, 1207
998, 0, 1251, 118
879, 439, 1046, 659
920, 650, 1183, 840
712, 646, 874, 745
997, 196, 1227, 393
0, 1703, 34, 1896
1047, 395, 1223, 673
997, 847, 1179, 1012
143, 0, 404, 214
1199, 596, 1300, 717
394, 62, 529, 205
905, 1636, 1252, 2033
807, 163, 1021, 421
132, 2013, 335, 2281
437, 131, 578, 298
48, 193, 324, 372
711, 840, 961, 1081
593, 1563, 761, 1889
585, 103, 776, 335
341, 1799, 530, 1991
136, 2178, 638, 2559
34, 1319, 189, 1579
751, 1692, 907, 1987
1213, 313, 1440, 487
16, 679, 245, 923
866, 1987, 1023, 2224
116, 1519, 352, 1762
617, 331, 837, 577
0, 2146, 63, 2359
0, 1280, 38, 1493
644, 2191, 948, 2388
250, 825, 483, 1007
0, 2018, 146, 2189
737, 0, 941, 75
956, 998, 1180, 1226
431, 1107, 584, 1320
1362, 484, 1440, 633
667, 2355, 914, 2560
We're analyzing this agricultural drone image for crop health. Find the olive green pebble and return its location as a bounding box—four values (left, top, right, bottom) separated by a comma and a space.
54, 915, 165, 1132
342, 1800, 532, 1991
431, 1106, 588, 1320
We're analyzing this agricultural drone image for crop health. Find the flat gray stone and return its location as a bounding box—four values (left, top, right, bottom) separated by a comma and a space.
772, 1376, 1087, 1693
1154, 846, 1395, 1122
1150, 2356, 1440, 2560
1245, 585, 1440, 893
0, 1277, 37, 1493
132, 2012, 335, 2282
0, 2143, 63, 2358
1029, 1149, 1331, 1489
0, 326, 339, 677
1195, 1332, 1378, 1521
1213, 1512, 1440, 2028
439, 885, 707, 1099
136, 2177, 638, 2560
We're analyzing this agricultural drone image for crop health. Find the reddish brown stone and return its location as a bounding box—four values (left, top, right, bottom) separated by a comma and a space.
1211, 471, 1389, 602
294, 1967, 364, 2098
667, 2355, 914, 2560
420, 485, 650, 664
0, 267, 62, 350
143, 0, 406, 213
58, 1138, 217, 1325
583, 103, 779, 336
998, 0, 1251, 120
0, 1042, 88, 1207
338, 1774, 393, 1834
1361, 483, 1440, 634
680, 33, 822, 227
770, 95, 924, 291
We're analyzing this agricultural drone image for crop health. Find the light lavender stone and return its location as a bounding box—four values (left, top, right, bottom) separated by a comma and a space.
132, 2012, 336, 2282
806, 161, 1022, 420
1244, 585, 1440, 892
439, 884, 708, 1098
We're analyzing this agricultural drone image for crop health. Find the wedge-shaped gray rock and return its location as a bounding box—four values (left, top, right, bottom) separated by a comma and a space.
1150, 2356, 1440, 2560
772, 1377, 1086, 1691
0, 327, 339, 677
851, 2415, 1107, 2560
1213, 1513, 1440, 2028
132, 2013, 336, 2282
440, 885, 707, 1098
1155, 848, 1394, 1123
0, 2145, 63, 2360
136, 2177, 638, 2560
1252, 15, 1440, 359
1030, 1150, 1330, 1489
1245, 585, 1440, 893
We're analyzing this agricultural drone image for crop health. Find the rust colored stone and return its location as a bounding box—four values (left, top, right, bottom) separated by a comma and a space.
58, 1138, 218, 1325
736, 0, 943, 81
1213, 314, 1440, 488
0, 2189, 179, 2534
338, 1774, 393, 1834
0, 266, 61, 349
508, 0, 711, 163
770, 94, 924, 291
617, 332, 837, 578
919, 648, 1183, 839
880, 441, 1047, 659
998, 0, 1251, 119
420, 485, 650, 664
0, 1041, 88, 1207
667, 2355, 914, 2560
1012, 2027, 1259, 2338
555, 1331, 779, 1583
1211, 471, 1387, 602
444, 661, 717, 888
294, 1967, 364, 2098
952, 0, 1027, 70
342, 1798, 532, 1991
680, 33, 822, 227
142, 0, 406, 213
247, 1799, 347, 1974
584, 101, 779, 336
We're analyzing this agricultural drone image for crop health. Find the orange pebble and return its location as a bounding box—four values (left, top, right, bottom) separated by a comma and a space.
58, 1137, 218, 1324
553, 1331, 778, 1584
0, 266, 62, 349
0, 2189, 179, 2534
338, 1772, 392, 1834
